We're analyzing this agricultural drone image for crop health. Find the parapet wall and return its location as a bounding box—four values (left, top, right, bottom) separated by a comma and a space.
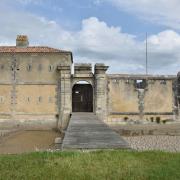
106, 74, 176, 125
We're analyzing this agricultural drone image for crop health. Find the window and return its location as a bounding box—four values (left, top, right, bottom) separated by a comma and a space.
38, 96, 42, 103
135, 79, 147, 89
0, 64, 4, 70
27, 97, 30, 103
49, 65, 54, 72
0, 96, 4, 104
27, 64, 32, 71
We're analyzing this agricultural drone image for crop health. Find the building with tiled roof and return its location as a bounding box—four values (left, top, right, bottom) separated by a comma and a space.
0, 35, 73, 129
0, 46, 71, 53
0, 35, 179, 131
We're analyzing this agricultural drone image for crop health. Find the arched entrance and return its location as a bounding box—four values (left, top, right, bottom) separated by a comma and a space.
72, 81, 93, 112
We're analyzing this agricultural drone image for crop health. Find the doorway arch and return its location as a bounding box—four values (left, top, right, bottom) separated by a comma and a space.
72, 81, 93, 112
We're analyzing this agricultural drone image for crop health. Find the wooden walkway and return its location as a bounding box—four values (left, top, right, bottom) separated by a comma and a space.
62, 113, 130, 150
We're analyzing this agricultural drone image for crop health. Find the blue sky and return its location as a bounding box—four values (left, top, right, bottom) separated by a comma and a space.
0, 0, 180, 74
17, 0, 166, 36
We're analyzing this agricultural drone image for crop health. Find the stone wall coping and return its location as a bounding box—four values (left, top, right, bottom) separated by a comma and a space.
108, 74, 176, 80
94, 64, 109, 74
110, 112, 174, 115
95, 64, 109, 69
74, 63, 92, 67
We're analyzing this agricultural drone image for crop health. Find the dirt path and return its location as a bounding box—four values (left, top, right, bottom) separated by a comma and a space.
0, 130, 60, 154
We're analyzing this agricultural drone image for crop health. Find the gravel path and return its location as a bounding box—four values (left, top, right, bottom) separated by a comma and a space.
123, 135, 180, 152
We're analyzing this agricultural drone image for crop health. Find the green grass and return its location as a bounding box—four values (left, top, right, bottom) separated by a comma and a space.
0, 150, 180, 180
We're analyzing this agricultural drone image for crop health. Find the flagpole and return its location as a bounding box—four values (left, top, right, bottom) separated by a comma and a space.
146, 32, 148, 75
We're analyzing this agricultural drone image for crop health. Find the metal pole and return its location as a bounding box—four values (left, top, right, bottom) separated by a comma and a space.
146, 32, 148, 75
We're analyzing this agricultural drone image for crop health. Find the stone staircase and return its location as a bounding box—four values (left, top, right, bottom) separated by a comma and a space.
62, 113, 130, 150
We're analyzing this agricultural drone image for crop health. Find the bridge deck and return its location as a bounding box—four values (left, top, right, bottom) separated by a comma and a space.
62, 113, 130, 150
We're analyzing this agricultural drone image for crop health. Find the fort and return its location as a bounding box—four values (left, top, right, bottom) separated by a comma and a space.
0, 35, 179, 131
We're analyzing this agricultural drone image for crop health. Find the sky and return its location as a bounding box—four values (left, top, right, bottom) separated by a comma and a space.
0, 0, 180, 74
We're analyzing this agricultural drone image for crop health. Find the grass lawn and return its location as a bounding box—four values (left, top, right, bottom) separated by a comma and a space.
0, 150, 180, 180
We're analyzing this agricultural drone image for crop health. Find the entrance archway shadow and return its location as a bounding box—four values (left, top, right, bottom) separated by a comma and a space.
72, 81, 93, 112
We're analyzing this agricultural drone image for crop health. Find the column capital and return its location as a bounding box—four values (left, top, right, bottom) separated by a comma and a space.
94, 63, 109, 74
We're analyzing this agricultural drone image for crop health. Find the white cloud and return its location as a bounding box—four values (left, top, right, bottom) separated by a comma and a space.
16, 0, 43, 5
0, 1, 179, 75
65, 18, 180, 74
100, 0, 180, 30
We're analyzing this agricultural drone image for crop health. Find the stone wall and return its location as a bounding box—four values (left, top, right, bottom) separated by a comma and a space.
0, 52, 72, 129
0, 36, 179, 129
107, 74, 176, 124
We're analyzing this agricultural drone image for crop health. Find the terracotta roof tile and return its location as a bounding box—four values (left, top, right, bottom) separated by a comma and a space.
0, 46, 71, 53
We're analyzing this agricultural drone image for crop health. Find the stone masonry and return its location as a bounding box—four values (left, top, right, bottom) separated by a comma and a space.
0, 35, 179, 130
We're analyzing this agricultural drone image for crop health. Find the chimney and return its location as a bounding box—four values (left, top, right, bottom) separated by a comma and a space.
16, 35, 29, 47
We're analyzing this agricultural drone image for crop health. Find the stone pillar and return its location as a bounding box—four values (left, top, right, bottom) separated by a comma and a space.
174, 72, 180, 120
57, 65, 71, 130
94, 63, 109, 121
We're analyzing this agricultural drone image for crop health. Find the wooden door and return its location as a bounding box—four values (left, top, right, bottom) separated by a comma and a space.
72, 84, 93, 112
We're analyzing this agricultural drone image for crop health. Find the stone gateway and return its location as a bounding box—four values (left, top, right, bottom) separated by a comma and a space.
0, 35, 179, 130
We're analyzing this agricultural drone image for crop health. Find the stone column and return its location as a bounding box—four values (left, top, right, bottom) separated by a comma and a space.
174, 72, 180, 120
57, 65, 71, 130
94, 63, 109, 121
